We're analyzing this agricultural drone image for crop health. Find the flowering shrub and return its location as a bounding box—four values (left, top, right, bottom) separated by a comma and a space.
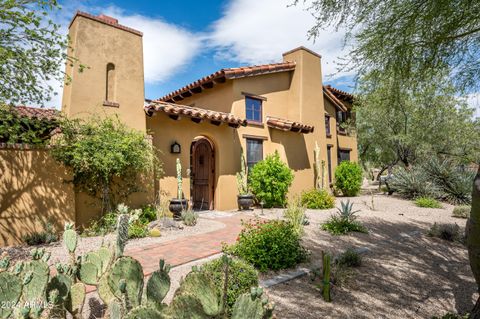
228, 219, 307, 272
300, 189, 335, 209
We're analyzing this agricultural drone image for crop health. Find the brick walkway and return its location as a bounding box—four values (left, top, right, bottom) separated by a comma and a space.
125, 212, 252, 276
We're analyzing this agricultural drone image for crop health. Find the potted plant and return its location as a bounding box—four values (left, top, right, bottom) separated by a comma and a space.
237, 149, 254, 210
169, 158, 188, 219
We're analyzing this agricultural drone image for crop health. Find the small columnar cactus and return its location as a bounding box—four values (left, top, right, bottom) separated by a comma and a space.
322, 252, 332, 302
176, 158, 183, 199
116, 214, 130, 258
236, 148, 249, 195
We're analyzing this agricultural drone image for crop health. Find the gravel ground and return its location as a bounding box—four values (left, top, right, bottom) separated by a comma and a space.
249, 194, 475, 318
0, 216, 225, 265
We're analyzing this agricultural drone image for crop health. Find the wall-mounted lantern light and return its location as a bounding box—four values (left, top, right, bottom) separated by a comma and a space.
171, 141, 181, 154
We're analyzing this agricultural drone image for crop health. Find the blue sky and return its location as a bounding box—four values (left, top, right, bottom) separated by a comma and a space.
48, 0, 478, 117
48, 0, 354, 106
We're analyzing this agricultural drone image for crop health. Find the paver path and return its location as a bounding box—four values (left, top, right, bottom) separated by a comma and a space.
125, 212, 252, 275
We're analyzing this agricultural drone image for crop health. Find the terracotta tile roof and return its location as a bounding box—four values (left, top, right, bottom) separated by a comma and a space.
323, 86, 348, 112
145, 101, 247, 128
325, 85, 354, 103
12, 106, 59, 121
70, 11, 143, 37
266, 116, 314, 134
158, 61, 296, 102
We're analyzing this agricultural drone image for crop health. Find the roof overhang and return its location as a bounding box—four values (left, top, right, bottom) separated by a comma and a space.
266, 116, 314, 134
145, 101, 247, 128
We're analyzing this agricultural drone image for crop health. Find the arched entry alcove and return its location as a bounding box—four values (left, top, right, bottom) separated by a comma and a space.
190, 136, 215, 210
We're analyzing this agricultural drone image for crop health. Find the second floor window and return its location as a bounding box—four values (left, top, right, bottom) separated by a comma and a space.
245, 97, 262, 122
246, 138, 263, 172
325, 115, 331, 137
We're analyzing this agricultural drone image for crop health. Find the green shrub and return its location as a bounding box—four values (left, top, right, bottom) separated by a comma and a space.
249, 151, 294, 208
415, 197, 442, 208
201, 257, 258, 314
139, 205, 158, 224
336, 248, 362, 267
128, 220, 149, 238
300, 189, 335, 209
283, 198, 307, 236
228, 219, 307, 272
321, 200, 367, 235
428, 223, 463, 242
181, 209, 198, 226
390, 166, 437, 199
452, 205, 470, 219
334, 161, 362, 196
22, 222, 58, 245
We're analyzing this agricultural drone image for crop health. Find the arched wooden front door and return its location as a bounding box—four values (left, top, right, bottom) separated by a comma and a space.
191, 138, 215, 210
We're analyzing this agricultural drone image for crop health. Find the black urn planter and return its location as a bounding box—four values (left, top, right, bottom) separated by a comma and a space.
169, 198, 188, 219
237, 194, 254, 210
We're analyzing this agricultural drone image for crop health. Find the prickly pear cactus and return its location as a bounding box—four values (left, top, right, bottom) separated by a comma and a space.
96, 246, 113, 273
108, 299, 124, 319
124, 306, 164, 319
146, 259, 171, 307
175, 272, 222, 317
21, 258, 49, 304
231, 287, 273, 319
78, 260, 99, 285
108, 257, 144, 309
116, 214, 130, 258
63, 223, 77, 254
84, 251, 102, 277
0, 272, 22, 319
168, 294, 209, 319
46, 274, 72, 303
98, 273, 116, 305
66, 282, 86, 316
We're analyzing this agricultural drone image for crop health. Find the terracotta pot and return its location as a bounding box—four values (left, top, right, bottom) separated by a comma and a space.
169, 198, 188, 219
237, 194, 254, 210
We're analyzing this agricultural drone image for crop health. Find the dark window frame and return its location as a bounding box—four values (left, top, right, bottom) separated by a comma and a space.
246, 138, 263, 173
327, 145, 333, 183
245, 96, 263, 123
337, 148, 351, 164
325, 114, 331, 137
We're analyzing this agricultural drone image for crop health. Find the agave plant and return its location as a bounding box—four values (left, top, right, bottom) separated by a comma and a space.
336, 200, 360, 222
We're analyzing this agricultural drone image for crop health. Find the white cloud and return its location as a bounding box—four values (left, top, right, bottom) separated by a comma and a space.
102, 7, 202, 84
465, 93, 480, 119
207, 0, 351, 78
41, 4, 202, 108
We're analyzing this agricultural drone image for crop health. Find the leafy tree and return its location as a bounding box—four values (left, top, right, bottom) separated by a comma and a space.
0, 0, 80, 105
0, 104, 58, 144
356, 72, 480, 170
294, 0, 480, 314
50, 116, 161, 213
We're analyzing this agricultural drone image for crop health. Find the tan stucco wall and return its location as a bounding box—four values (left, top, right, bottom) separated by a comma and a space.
147, 113, 242, 211
62, 15, 146, 132
0, 149, 76, 246
150, 48, 358, 210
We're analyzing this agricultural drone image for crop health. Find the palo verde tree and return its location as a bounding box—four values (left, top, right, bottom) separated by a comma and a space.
356, 72, 480, 171
50, 116, 161, 213
294, 0, 480, 315
0, 0, 81, 105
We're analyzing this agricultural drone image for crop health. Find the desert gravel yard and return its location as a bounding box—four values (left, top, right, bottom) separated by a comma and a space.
254, 195, 475, 319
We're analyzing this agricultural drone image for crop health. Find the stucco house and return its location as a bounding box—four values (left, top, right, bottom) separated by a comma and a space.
0, 11, 358, 243
63, 11, 357, 212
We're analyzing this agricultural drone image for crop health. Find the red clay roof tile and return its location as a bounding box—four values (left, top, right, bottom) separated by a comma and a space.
266, 116, 314, 134
12, 106, 59, 121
